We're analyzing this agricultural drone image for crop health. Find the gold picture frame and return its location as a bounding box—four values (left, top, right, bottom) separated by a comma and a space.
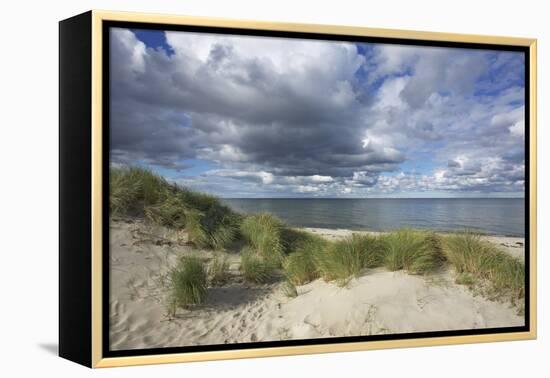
59, 9, 537, 368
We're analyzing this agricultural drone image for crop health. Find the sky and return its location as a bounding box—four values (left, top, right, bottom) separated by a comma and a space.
109, 27, 526, 198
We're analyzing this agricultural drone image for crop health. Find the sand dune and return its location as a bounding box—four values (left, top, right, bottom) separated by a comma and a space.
109, 219, 524, 351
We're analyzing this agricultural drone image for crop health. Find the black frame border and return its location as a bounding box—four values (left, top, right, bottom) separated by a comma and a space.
101, 20, 531, 359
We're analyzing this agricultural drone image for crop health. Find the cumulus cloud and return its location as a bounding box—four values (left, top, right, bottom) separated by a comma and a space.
109, 28, 526, 197
510, 121, 525, 138
208, 169, 275, 185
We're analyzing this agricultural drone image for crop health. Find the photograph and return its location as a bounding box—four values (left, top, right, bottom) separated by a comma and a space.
107, 25, 527, 351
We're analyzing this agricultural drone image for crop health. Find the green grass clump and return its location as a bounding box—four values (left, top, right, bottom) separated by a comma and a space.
208, 253, 230, 285
443, 232, 524, 300
455, 272, 476, 286
110, 169, 140, 215
110, 166, 170, 216
381, 229, 444, 274
167, 256, 208, 315
284, 235, 327, 285
280, 228, 318, 254
182, 192, 241, 249
318, 234, 382, 286
110, 166, 241, 249
240, 248, 275, 284
240, 213, 284, 265
144, 194, 188, 229
185, 208, 239, 249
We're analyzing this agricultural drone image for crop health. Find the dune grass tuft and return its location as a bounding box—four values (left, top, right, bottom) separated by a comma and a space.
455, 272, 476, 286
443, 232, 524, 300
381, 229, 444, 274
208, 253, 230, 286
110, 166, 170, 216
110, 168, 140, 215
184, 208, 239, 250
280, 228, 319, 254
110, 166, 240, 249
167, 256, 208, 315
318, 234, 383, 286
240, 213, 284, 265
284, 235, 327, 285
144, 194, 188, 229
240, 248, 275, 284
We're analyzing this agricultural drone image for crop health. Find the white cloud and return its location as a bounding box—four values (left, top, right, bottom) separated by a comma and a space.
208, 169, 274, 184
296, 185, 320, 193
111, 29, 146, 75
310, 175, 334, 183
510, 121, 525, 137
491, 106, 524, 128
374, 76, 409, 110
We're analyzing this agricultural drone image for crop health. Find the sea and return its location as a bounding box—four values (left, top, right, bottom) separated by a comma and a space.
222, 198, 525, 237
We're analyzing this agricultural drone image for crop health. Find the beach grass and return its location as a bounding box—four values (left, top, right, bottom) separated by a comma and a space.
110, 166, 170, 216
381, 229, 445, 274
318, 234, 383, 286
167, 256, 208, 314
184, 209, 239, 249
208, 253, 230, 286
240, 213, 284, 266
280, 228, 319, 254
110, 166, 240, 249
144, 195, 188, 229
240, 247, 276, 284
284, 235, 327, 285
443, 232, 524, 300
455, 272, 476, 286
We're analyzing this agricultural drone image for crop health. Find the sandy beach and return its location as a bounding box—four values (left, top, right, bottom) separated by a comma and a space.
109, 219, 524, 350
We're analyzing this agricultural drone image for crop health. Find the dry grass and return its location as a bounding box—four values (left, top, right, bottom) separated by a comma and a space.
208, 253, 230, 286
443, 232, 524, 302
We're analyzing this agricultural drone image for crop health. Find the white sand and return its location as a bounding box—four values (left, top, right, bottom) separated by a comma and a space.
109, 220, 524, 350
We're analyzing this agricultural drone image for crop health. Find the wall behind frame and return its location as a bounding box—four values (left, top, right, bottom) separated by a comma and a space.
1, 0, 547, 377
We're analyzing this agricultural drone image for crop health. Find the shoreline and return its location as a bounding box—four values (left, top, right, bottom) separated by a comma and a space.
299, 226, 525, 239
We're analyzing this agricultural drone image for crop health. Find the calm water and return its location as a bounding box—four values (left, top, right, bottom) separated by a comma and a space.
222, 198, 525, 237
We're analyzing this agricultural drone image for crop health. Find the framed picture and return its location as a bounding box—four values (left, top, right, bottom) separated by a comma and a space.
59, 10, 537, 368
